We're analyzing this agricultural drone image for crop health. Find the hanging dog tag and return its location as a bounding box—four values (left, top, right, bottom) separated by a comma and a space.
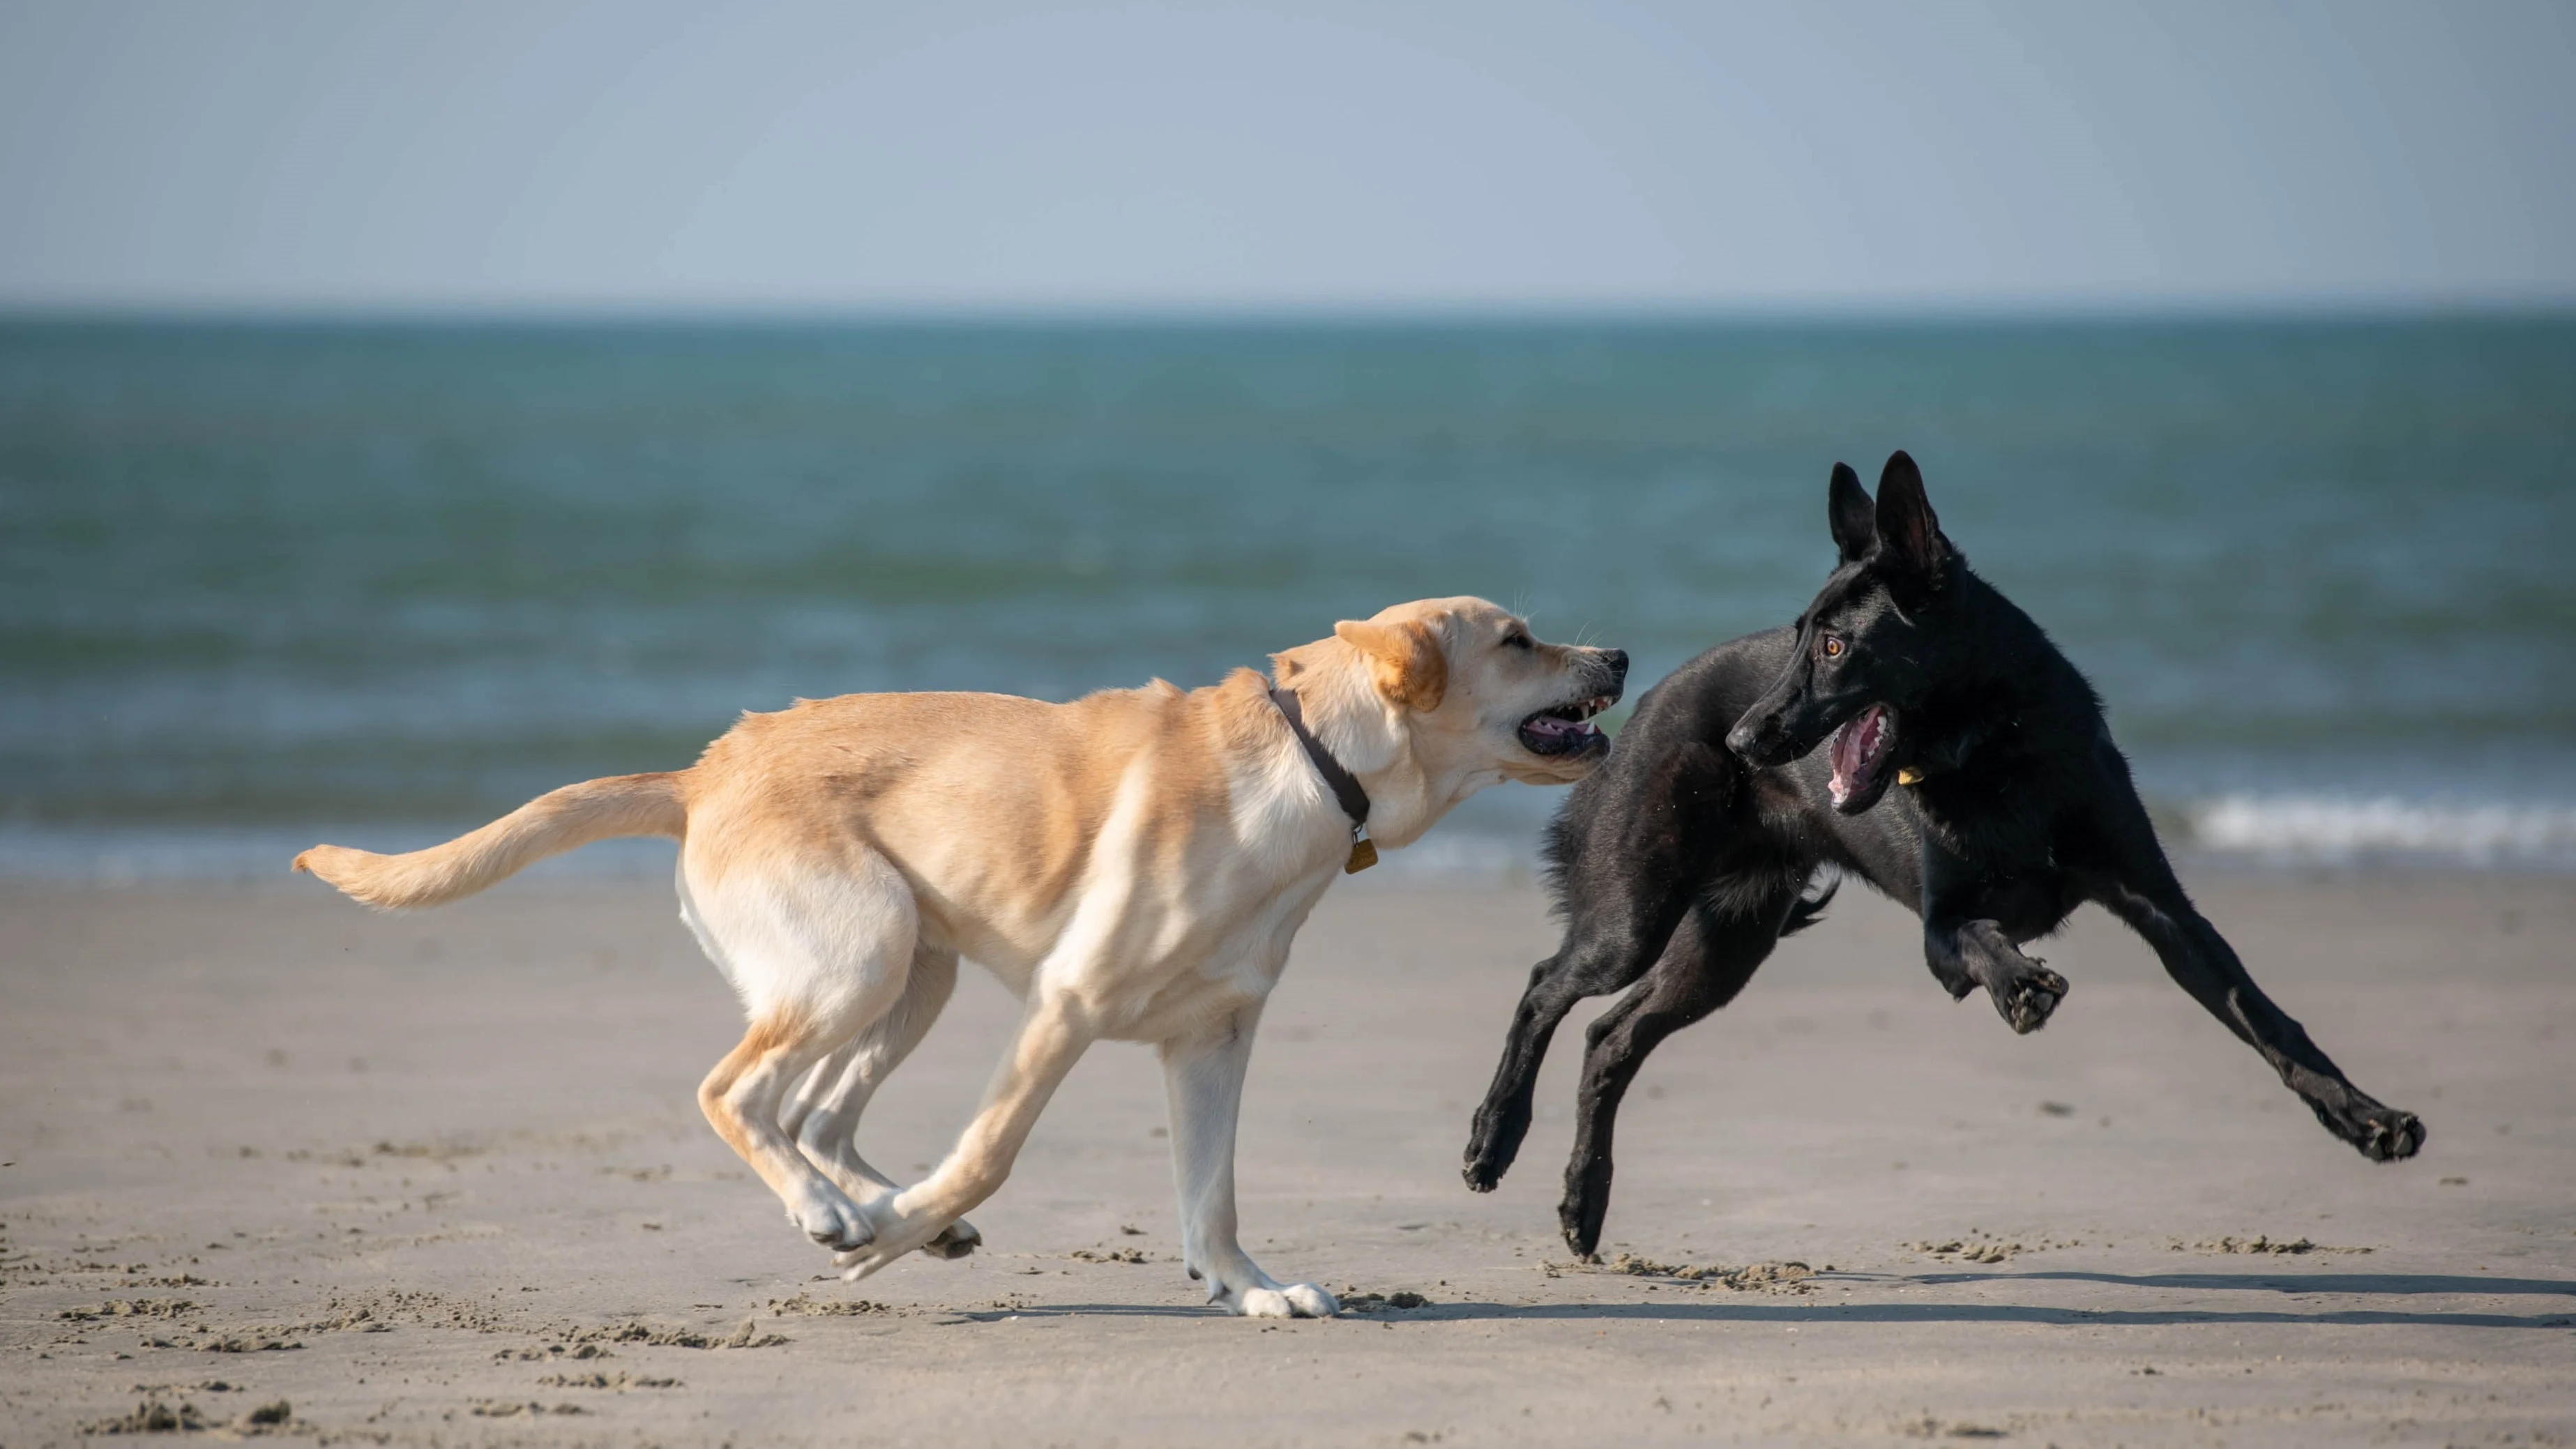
1344, 834, 1379, 873
1897, 766, 1924, 786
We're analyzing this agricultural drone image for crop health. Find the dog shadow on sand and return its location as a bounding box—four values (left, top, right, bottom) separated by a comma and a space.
948, 1270, 2576, 1332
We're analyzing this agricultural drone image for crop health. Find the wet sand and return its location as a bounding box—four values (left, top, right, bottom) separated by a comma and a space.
3, 872, 2572, 1445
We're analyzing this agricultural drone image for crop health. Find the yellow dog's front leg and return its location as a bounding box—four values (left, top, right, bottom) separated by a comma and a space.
1160, 1001, 1339, 1318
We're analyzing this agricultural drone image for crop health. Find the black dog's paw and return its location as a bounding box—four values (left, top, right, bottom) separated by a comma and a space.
1462, 1112, 1524, 1192
2356, 1107, 2426, 1162
1558, 1160, 1613, 1259
2310, 1098, 2426, 1161
1558, 1213, 1603, 1261
1990, 966, 2069, 1035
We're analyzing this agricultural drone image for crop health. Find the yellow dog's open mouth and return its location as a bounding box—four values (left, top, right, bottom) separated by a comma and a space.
1520, 695, 1616, 757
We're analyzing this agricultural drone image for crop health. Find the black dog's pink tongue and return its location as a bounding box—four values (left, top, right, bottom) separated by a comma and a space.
1830, 705, 1886, 803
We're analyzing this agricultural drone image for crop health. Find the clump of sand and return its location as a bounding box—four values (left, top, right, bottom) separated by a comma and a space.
1340, 1289, 1432, 1312
1904, 1229, 2082, 1264
2172, 1234, 2372, 1256
1547, 1255, 1824, 1294
768, 1292, 895, 1317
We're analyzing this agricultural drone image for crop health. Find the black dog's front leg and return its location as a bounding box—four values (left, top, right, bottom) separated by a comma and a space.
1920, 848, 2069, 1035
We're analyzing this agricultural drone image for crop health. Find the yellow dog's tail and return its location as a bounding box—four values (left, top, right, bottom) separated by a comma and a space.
293, 772, 688, 909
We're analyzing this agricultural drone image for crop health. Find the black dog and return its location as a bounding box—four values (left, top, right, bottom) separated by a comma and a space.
1462, 452, 2425, 1257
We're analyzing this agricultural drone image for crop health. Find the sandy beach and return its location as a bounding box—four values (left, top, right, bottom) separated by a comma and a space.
3, 871, 2571, 1445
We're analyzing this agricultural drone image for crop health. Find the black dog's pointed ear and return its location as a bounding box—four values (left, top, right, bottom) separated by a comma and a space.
1874, 450, 1951, 583
1828, 462, 1874, 563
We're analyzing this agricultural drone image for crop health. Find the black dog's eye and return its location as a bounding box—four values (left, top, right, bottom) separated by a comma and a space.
1820, 636, 1846, 659
1502, 631, 1534, 651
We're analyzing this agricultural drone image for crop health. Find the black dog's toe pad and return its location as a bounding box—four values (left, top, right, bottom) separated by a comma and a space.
1992, 968, 2069, 1035
2360, 1109, 2426, 1162
1462, 1117, 1524, 1192
2315, 1100, 2427, 1162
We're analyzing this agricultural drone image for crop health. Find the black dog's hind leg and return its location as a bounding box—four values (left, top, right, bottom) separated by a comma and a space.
1464, 740, 1738, 1192
2099, 874, 2425, 1162
2075, 784, 2424, 1161
1920, 847, 2070, 1035
1556, 895, 1792, 1259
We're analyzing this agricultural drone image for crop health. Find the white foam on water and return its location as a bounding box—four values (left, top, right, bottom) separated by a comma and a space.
2184, 794, 2576, 869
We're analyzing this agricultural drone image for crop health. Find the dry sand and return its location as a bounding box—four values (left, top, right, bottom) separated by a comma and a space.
3, 870, 2572, 1445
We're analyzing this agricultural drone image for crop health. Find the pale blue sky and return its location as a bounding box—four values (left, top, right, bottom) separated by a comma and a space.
2, 0, 2570, 313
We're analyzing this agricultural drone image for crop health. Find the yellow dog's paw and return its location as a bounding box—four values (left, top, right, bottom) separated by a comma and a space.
833, 1210, 967, 1280
918, 1220, 981, 1260
787, 1189, 874, 1253
1234, 1282, 1338, 1319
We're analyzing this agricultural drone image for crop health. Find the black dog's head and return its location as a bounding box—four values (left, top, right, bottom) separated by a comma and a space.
1725, 450, 1963, 814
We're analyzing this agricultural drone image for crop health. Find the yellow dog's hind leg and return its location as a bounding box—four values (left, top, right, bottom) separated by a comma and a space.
780, 947, 981, 1259
683, 845, 920, 1256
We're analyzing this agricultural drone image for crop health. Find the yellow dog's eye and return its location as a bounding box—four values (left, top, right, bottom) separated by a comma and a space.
1503, 632, 1534, 651
1821, 637, 1845, 659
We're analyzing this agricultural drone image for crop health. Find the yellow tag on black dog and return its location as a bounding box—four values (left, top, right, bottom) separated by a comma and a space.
1344, 837, 1379, 874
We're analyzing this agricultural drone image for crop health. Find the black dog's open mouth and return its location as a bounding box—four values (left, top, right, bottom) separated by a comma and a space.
1827, 703, 1897, 811
1520, 694, 1617, 757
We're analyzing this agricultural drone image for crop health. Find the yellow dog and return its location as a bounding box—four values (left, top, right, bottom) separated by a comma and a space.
299, 598, 1624, 1317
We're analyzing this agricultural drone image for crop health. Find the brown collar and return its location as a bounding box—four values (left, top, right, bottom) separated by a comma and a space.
1266, 685, 1377, 873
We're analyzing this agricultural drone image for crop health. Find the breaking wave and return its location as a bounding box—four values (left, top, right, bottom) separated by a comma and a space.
2183, 794, 2576, 870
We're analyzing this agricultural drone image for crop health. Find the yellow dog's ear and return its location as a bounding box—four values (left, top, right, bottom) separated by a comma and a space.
1335, 617, 1448, 712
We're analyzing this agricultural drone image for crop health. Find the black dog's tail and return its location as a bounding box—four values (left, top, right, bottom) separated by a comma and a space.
1778, 865, 1842, 937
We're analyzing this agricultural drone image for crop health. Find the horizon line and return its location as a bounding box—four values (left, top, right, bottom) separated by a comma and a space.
6, 294, 2576, 330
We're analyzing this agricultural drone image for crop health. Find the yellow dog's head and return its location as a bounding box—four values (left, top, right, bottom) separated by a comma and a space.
1285, 598, 1627, 798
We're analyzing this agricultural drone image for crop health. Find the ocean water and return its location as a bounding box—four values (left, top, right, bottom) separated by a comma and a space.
3, 316, 2572, 881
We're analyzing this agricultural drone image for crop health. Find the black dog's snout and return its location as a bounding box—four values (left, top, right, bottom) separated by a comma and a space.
1725, 713, 1778, 760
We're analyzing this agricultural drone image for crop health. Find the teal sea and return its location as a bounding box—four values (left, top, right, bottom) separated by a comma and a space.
3, 316, 2572, 879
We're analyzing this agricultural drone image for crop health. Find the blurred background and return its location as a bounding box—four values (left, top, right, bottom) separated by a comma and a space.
2, 0, 2571, 881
